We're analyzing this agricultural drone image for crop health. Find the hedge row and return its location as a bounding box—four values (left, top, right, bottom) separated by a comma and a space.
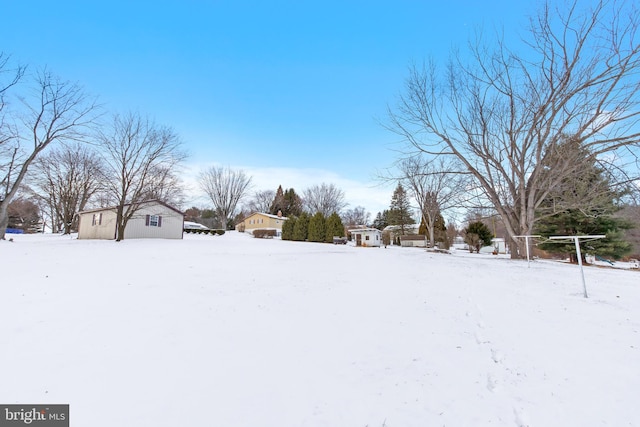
184, 229, 225, 235
253, 229, 277, 238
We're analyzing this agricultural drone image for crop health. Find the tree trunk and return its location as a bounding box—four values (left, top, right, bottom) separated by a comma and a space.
0, 203, 9, 240
115, 205, 125, 241
429, 225, 435, 248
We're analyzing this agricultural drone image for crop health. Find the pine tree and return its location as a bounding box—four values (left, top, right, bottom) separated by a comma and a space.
464, 221, 493, 253
536, 209, 633, 261
372, 210, 389, 230
293, 212, 310, 241
388, 183, 415, 234
325, 212, 345, 242
418, 216, 427, 235
421, 212, 449, 248
433, 212, 449, 248
270, 185, 285, 215
283, 188, 303, 217
534, 140, 634, 261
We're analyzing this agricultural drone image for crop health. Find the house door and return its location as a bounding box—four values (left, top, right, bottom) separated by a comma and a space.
356, 233, 362, 247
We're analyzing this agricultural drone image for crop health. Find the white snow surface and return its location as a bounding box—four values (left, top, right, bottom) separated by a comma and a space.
1, 232, 639, 426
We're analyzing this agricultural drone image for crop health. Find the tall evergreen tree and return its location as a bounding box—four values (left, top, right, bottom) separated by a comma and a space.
325, 212, 345, 242
535, 139, 634, 261
372, 210, 390, 230
293, 212, 309, 241
388, 183, 415, 235
433, 213, 450, 249
270, 185, 285, 215
281, 216, 296, 240
307, 212, 326, 242
283, 188, 303, 217
536, 211, 633, 261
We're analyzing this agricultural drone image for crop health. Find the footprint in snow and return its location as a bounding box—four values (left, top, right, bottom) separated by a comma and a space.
491, 348, 505, 364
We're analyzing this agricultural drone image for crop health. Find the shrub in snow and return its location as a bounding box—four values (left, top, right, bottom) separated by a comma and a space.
253, 229, 276, 238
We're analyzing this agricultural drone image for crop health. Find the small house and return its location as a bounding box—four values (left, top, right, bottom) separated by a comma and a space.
77, 200, 184, 240
236, 212, 288, 236
350, 228, 381, 247
383, 224, 420, 245
400, 234, 428, 248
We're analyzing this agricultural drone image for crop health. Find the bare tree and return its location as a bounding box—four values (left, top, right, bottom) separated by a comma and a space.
99, 112, 186, 241
0, 54, 24, 149
399, 156, 468, 247
30, 143, 103, 234
342, 206, 370, 227
246, 189, 276, 213
199, 166, 252, 229
388, 0, 640, 258
0, 66, 98, 239
143, 163, 186, 208
303, 183, 347, 217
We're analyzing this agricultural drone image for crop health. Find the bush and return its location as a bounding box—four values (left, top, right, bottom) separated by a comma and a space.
215, 229, 225, 236
253, 229, 277, 238
293, 213, 310, 241
464, 221, 492, 253
281, 217, 296, 240
308, 212, 326, 242
325, 212, 345, 243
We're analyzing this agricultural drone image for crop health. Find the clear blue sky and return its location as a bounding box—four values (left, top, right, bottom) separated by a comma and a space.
2, 0, 529, 216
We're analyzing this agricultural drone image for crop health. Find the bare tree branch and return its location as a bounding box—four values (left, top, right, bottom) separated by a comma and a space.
302, 183, 347, 217
0, 65, 98, 239
99, 112, 186, 241
199, 166, 252, 229
387, 0, 640, 258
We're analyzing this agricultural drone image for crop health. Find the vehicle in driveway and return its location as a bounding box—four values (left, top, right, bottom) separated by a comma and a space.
183, 221, 210, 231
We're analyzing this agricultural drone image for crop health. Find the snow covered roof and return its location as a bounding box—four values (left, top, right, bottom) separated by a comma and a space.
243, 212, 289, 221
78, 199, 184, 216
349, 228, 381, 233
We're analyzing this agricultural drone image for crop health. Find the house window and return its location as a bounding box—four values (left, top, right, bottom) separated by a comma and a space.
145, 214, 162, 227
365, 235, 370, 241
92, 213, 102, 226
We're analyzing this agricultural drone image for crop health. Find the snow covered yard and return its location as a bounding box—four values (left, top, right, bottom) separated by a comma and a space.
1, 232, 639, 426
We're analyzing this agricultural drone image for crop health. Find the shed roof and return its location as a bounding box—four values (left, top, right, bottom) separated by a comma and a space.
349, 228, 381, 233
78, 199, 184, 216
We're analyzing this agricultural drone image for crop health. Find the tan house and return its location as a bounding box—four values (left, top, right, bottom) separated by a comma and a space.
236, 212, 288, 236
77, 200, 184, 240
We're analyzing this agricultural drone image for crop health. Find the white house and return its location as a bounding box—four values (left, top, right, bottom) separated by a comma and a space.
479, 237, 508, 254
77, 200, 184, 240
350, 228, 382, 247
400, 234, 428, 248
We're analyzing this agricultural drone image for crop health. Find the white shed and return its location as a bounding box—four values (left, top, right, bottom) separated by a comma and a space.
350, 228, 381, 247
78, 200, 184, 240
